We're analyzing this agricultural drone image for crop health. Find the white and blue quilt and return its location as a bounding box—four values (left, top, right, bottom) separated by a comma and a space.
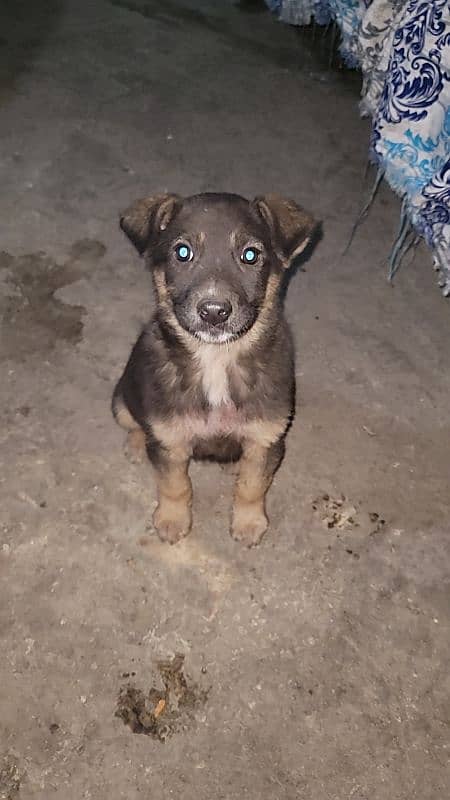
265, 0, 450, 294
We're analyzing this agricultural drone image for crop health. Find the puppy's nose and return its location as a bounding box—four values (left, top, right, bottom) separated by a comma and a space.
197, 299, 232, 326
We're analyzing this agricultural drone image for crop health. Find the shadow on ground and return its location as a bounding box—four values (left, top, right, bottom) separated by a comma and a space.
0, 0, 62, 105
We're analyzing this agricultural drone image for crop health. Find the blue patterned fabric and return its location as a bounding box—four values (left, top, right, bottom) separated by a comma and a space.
265, 0, 450, 294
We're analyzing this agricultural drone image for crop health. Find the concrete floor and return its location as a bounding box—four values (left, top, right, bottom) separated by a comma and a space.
1, 1, 449, 797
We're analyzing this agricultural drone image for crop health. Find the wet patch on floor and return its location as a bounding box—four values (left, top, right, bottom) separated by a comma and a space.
115, 654, 208, 742
0, 239, 105, 360
0, 755, 22, 799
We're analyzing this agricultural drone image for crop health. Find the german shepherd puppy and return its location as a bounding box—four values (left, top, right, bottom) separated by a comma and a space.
112, 192, 316, 546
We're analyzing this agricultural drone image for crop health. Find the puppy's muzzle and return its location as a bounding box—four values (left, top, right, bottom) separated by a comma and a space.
197, 298, 232, 327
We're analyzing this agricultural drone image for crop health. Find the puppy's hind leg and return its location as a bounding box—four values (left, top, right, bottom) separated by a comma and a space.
112, 391, 146, 465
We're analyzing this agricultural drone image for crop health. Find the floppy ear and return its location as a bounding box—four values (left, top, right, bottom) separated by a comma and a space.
119, 193, 182, 255
254, 193, 318, 267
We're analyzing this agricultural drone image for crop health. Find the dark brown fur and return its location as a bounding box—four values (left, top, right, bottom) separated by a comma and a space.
112, 192, 317, 546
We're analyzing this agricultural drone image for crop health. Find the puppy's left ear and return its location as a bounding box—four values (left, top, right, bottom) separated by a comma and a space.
254, 193, 318, 267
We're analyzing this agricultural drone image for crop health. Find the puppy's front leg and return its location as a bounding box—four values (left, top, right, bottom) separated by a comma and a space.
150, 444, 192, 545
231, 437, 285, 547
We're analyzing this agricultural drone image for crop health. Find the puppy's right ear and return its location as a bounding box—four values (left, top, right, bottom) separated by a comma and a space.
119, 194, 182, 255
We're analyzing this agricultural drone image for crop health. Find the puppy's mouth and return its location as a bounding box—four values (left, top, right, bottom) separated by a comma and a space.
186, 318, 254, 345
194, 328, 237, 344
173, 296, 257, 344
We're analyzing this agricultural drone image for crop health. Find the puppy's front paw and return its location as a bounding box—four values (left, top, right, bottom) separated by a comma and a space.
231, 501, 268, 547
153, 499, 192, 545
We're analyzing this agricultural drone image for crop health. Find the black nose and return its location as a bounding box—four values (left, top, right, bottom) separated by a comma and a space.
197, 299, 232, 326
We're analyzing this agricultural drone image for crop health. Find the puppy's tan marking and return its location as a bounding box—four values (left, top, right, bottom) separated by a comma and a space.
153, 269, 198, 352
113, 399, 140, 432
152, 413, 287, 448
125, 429, 146, 464
242, 418, 288, 447
242, 273, 281, 349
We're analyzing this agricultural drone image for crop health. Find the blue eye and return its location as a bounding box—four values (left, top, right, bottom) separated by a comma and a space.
175, 243, 193, 262
242, 247, 260, 265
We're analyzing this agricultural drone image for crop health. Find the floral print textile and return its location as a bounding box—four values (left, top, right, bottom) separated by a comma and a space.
266, 0, 450, 294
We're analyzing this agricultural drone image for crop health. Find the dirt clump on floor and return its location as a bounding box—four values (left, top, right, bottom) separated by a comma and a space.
313, 493, 386, 534
115, 654, 208, 742
0, 756, 21, 800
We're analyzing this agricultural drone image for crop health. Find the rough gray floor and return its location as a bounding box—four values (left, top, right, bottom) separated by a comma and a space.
1, 1, 449, 798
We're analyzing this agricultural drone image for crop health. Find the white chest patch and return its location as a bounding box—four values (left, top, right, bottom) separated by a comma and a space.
196, 343, 233, 407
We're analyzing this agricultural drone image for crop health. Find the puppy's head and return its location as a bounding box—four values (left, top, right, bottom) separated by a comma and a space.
120, 192, 317, 344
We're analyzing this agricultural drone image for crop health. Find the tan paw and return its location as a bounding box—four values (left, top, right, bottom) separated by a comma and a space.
231, 502, 268, 547
153, 500, 192, 545
124, 430, 146, 464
